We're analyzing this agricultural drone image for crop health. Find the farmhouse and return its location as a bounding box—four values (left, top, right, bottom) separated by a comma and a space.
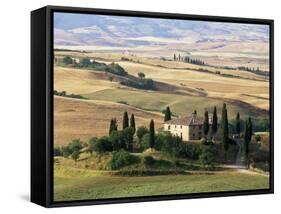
164, 112, 216, 141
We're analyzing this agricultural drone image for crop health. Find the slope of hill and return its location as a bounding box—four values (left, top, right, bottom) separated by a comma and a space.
83, 88, 267, 119
54, 96, 163, 146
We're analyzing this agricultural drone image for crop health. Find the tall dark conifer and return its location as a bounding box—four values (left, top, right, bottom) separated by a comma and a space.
130, 114, 136, 134
122, 111, 129, 129
211, 106, 218, 134
203, 111, 209, 137
235, 112, 241, 136
244, 117, 253, 168
109, 118, 117, 135
221, 103, 229, 155
149, 120, 155, 148
164, 106, 172, 122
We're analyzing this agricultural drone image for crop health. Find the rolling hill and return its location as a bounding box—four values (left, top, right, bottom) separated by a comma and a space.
54, 96, 163, 146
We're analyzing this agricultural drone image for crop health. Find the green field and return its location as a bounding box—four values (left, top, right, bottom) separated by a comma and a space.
83, 88, 264, 119
54, 166, 269, 201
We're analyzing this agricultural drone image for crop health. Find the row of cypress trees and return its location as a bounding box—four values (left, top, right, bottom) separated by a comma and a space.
109, 112, 136, 135
109, 112, 156, 149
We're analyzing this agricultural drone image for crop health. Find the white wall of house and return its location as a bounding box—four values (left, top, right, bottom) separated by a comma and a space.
164, 124, 189, 141
164, 123, 204, 141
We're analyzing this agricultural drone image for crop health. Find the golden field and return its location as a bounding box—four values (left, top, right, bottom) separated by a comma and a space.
54, 51, 269, 146
54, 96, 163, 146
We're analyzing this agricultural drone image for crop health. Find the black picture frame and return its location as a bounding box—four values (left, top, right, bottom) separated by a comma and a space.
31, 5, 274, 208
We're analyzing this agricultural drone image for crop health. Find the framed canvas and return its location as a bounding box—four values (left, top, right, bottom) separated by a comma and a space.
31, 5, 274, 207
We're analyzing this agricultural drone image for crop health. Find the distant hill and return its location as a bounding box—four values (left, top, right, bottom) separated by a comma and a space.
54, 13, 269, 48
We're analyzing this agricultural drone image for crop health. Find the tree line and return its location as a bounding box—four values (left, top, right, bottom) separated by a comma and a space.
173, 54, 205, 66
53, 90, 87, 100
61, 56, 128, 76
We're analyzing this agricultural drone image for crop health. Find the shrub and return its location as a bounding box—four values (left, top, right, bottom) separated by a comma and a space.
68, 139, 83, 152
109, 130, 126, 151
61, 146, 72, 158
155, 132, 182, 156
53, 147, 62, 156
94, 137, 113, 153
60, 139, 84, 159
121, 57, 131, 61
199, 146, 216, 169
87, 137, 98, 155
109, 150, 140, 170
140, 133, 150, 150
71, 150, 80, 162
107, 63, 128, 76
117, 101, 127, 105
80, 58, 91, 66
122, 127, 134, 151
143, 156, 154, 166
136, 126, 149, 142
62, 56, 73, 64
174, 143, 203, 160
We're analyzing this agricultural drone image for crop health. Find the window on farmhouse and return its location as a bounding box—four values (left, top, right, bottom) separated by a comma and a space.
175, 125, 177, 128
199, 125, 202, 130
180, 125, 182, 129
168, 125, 170, 130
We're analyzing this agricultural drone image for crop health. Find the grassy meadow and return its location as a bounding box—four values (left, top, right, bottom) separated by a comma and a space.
55, 173, 269, 201
54, 165, 269, 201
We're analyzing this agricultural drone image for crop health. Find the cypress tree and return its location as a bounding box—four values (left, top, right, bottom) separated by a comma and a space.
221, 103, 229, 155
248, 117, 253, 138
211, 106, 218, 134
244, 117, 253, 168
203, 111, 209, 137
149, 120, 155, 148
122, 111, 129, 129
173, 54, 176, 61
130, 114, 136, 134
109, 119, 114, 135
164, 106, 172, 122
235, 112, 241, 136
109, 118, 117, 135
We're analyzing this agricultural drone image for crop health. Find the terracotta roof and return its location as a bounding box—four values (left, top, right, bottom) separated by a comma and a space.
164, 115, 203, 126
